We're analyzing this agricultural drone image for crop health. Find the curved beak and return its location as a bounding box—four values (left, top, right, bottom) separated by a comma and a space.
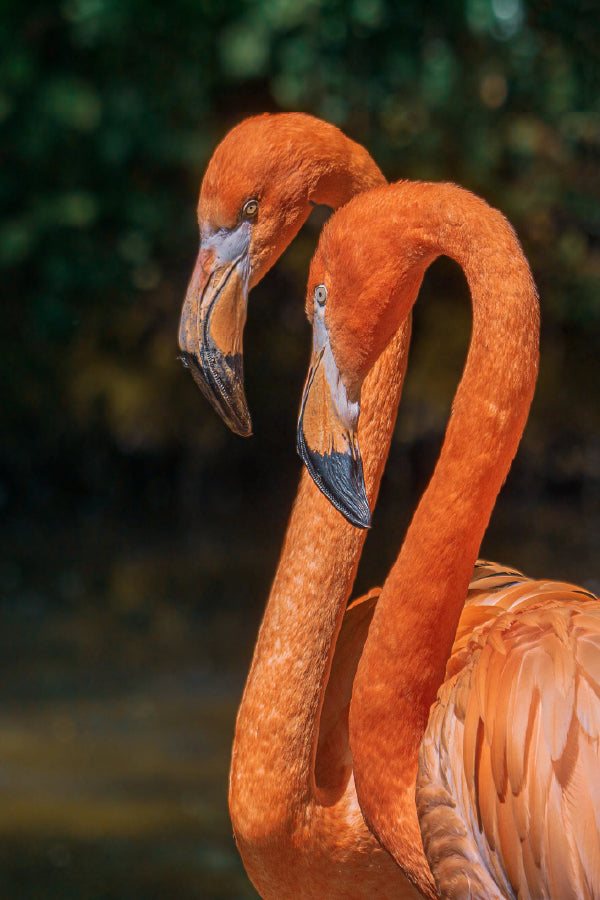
297, 314, 370, 529
178, 224, 252, 437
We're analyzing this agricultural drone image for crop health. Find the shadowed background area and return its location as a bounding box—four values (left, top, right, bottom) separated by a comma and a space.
2, 1, 600, 897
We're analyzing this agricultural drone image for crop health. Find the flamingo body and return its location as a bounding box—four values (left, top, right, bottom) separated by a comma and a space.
182, 115, 419, 899
297, 180, 600, 898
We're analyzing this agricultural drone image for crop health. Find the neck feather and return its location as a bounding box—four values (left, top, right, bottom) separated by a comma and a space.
349, 181, 539, 888
307, 130, 386, 207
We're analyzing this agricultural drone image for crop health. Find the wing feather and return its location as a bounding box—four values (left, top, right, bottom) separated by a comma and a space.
546, 774, 580, 900
567, 735, 600, 897
577, 636, 600, 688
540, 632, 575, 760
576, 675, 600, 740
416, 564, 600, 899
526, 696, 547, 869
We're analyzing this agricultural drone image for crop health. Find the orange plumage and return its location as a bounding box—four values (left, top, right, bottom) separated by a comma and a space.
298, 180, 600, 898
184, 115, 419, 898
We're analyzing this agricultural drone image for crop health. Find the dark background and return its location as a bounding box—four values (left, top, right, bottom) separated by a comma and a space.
2, 1, 600, 897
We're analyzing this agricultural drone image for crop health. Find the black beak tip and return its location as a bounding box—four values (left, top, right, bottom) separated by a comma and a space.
338, 494, 371, 529
224, 412, 253, 439
349, 504, 372, 530
297, 426, 371, 530
178, 351, 253, 438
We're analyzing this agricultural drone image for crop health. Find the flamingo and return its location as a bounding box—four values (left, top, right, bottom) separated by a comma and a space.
297, 179, 600, 899
179, 114, 419, 898
179, 111, 390, 436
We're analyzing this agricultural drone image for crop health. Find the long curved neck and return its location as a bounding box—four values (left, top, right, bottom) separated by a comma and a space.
350, 182, 539, 892
282, 125, 387, 265
229, 158, 408, 897
253, 125, 387, 295
306, 133, 386, 209
230, 324, 410, 896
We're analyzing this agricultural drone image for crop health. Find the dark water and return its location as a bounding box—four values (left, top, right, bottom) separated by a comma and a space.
0, 515, 263, 900
0, 669, 257, 899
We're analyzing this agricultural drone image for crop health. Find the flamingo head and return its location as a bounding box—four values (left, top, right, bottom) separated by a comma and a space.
297, 185, 426, 527
178, 113, 379, 436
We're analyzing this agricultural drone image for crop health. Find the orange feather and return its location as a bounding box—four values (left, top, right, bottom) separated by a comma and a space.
187, 115, 420, 899
299, 181, 600, 898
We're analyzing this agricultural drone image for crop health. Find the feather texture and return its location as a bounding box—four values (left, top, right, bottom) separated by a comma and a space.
417, 562, 600, 899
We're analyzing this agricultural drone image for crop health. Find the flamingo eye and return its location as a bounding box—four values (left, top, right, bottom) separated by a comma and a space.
314, 284, 328, 307
242, 199, 259, 220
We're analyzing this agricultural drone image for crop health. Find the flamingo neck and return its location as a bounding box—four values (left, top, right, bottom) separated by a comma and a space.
229, 150, 388, 848
255, 130, 386, 304
265, 136, 386, 276
350, 182, 539, 892
229, 304, 410, 894
230, 326, 409, 896
307, 138, 386, 209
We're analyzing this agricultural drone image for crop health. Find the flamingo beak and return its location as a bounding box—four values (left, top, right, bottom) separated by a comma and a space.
297, 316, 370, 529
178, 223, 252, 437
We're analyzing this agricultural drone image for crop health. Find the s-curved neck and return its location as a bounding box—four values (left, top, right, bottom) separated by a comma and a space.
349, 182, 539, 891
228, 150, 409, 896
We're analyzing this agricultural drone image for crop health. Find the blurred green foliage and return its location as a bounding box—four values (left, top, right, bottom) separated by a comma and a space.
2, 0, 600, 542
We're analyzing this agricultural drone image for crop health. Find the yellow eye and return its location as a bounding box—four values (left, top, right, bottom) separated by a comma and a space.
242, 199, 259, 219
314, 284, 328, 307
